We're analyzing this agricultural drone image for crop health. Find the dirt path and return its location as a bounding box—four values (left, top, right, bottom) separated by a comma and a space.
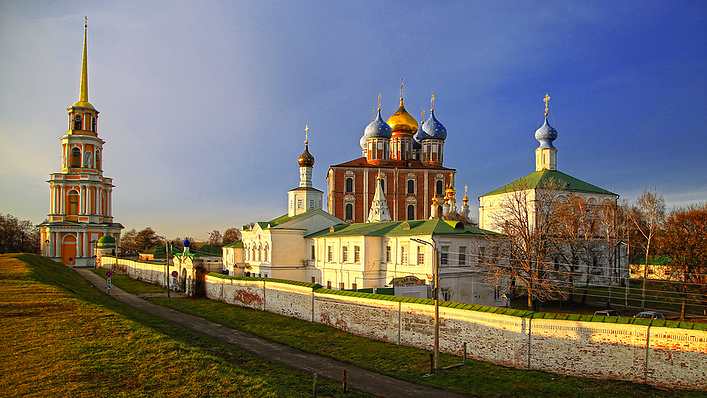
76, 269, 472, 398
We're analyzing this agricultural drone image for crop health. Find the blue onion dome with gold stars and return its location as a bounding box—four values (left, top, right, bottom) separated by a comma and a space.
364, 109, 393, 139
413, 124, 423, 149
298, 142, 315, 167
535, 116, 558, 149
386, 98, 418, 135
422, 110, 447, 140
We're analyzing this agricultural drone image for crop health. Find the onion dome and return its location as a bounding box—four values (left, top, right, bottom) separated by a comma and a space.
183, 238, 191, 248
298, 142, 315, 167
413, 125, 423, 149
535, 116, 558, 149
386, 98, 418, 135
364, 109, 393, 139
360, 134, 367, 149
422, 110, 447, 140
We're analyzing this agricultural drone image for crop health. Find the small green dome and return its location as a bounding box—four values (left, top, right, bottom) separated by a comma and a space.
98, 235, 116, 244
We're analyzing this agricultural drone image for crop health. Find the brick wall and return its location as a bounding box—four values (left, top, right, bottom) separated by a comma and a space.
102, 258, 707, 391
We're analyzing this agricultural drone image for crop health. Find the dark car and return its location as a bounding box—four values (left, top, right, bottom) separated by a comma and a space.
594, 310, 621, 317
634, 311, 665, 320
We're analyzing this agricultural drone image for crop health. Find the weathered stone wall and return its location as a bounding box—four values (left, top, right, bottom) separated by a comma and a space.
109, 261, 707, 390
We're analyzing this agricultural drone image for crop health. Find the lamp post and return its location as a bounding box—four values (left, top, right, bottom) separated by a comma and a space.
411, 237, 439, 371
157, 235, 171, 301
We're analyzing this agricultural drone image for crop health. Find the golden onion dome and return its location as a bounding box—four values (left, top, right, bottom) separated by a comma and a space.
386, 98, 418, 135
298, 142, 315, 167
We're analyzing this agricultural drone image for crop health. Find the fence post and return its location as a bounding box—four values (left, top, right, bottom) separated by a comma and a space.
342, 369, 347, 393
312, 373, 318, 398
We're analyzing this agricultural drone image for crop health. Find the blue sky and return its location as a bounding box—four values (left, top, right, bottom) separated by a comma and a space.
1, 1, 705, 240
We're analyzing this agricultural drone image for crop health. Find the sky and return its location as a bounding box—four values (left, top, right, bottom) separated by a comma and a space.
1, 1, 706, 241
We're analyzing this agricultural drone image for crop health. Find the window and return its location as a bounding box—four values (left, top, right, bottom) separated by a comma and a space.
440, 246, 449, 265
417, 246, 424, 265
407, 179, 415, 194
73, 113, 82, 130
68, 191, 79, 215
386, 246, 391, 262
401, 246, 408, 264
345, 203, 353, 220
311, 276, 316, 283
379, 178, 385, 194
345, 177, 353, 193
354, 246, 360, 263
340, 282, 345, 290
327, 245, 333, 262
327, 281, 332, 289
436, 180, 443, 195
264, 243, 269, 262
297, 199, 303, 209
309, 199, 314, 209
459, 246, 467, 266
71, 147, 81, 167
311, 245, 315, 260
407, 204, 415, 220
441, 290, 449, 301
342, 246, 348, 262
352, 283, 357, 291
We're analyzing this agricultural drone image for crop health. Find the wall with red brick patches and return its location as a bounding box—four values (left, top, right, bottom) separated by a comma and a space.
200, 272, 707, 390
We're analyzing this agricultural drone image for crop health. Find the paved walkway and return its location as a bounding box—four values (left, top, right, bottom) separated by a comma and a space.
76, 269, 471, 398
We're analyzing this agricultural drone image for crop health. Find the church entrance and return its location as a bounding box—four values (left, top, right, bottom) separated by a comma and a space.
61, 234, 77, 266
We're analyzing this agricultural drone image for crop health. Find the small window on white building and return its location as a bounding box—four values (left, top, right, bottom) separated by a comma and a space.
440, 246, 449, 265
327, 245, 333, 262
354, 246, 360, 263
386, 246, 391, 262
401, 246, 408, 264
417, 246, 424, 265
342, 246, 348, 262
459, 246, 466, 266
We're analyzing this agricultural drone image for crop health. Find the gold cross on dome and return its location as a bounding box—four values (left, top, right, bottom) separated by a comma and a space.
378, 92, 381, 111
421, 106, 425, 121
431, 93, 435, 111
544, 93, 550, 114
304, 125, 309, 143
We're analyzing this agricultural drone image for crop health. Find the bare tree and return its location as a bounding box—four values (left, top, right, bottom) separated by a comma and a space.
628, 187, 665, 310
597, 198, 622, 308
208, 230, 222, 245
0, 214, 40, 254
659, 203, 707, 320
482, 178, 568, 310
222, 227, 241, 245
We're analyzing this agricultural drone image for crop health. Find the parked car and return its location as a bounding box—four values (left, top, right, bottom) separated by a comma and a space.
634, 311, 665, 320
594, 310, 621, 317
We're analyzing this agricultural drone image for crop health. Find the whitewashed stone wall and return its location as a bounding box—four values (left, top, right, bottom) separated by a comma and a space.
105, 260, 707, 391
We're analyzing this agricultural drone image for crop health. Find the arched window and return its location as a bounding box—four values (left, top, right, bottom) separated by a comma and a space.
71, 147, 81, 167
407, 204, 415, 220
264, 243, 269, 262
436, 180, 443, 195
379, 178, 385, 194
258, 244, 262, 261
407, 179, 415, 194
345, 203, 353, 220
68, 191, 79, 215
95, 150, 101, 170
345, 178, 353, 193
73, 113, 82, 130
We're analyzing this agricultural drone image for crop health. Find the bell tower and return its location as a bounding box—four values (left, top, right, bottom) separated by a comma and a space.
38, 19, 123, 266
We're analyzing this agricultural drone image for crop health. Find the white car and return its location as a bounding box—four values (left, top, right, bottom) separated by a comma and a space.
634, 311, 665, 320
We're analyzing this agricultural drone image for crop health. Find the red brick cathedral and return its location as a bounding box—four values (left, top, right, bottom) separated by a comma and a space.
327, 87, 457, 223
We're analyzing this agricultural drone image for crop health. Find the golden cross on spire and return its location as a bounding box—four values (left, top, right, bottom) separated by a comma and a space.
400, 78, 404, 98
304, 125, 309, 144
421, 106, 425, 122
544, 93, 550, 116
84, 16, 88, 28
377, 92, 381, 111
430, 93, 435, 111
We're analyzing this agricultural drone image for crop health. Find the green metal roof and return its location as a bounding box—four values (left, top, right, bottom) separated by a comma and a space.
306, 219, 496, 239
480, 169, 616, 197
223, 240, 243, 248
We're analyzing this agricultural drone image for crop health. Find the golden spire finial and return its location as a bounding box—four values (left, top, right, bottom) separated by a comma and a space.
421, 106, 425, 122
430, 93, 435, 112
377, 92, 381, 112
543, 93, 550, 116
79, 17, 89, 104
399, 78, 405, 106
304, 125, 309, 144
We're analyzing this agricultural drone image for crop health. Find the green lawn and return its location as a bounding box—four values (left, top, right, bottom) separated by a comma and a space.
92, 266, 706, 397
0, 254, 368, 397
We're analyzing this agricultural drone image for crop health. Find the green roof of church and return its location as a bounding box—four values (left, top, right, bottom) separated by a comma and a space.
223, 240, 243, 248
306, 219, 496, 239
480, 169, 616, 197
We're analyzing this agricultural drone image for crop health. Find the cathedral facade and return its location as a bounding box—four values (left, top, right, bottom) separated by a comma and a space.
38, 23, 123, 266
327, 89, 458, 224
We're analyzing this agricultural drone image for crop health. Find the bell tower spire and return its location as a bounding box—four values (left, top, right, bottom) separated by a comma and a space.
79, 17, 89, 105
